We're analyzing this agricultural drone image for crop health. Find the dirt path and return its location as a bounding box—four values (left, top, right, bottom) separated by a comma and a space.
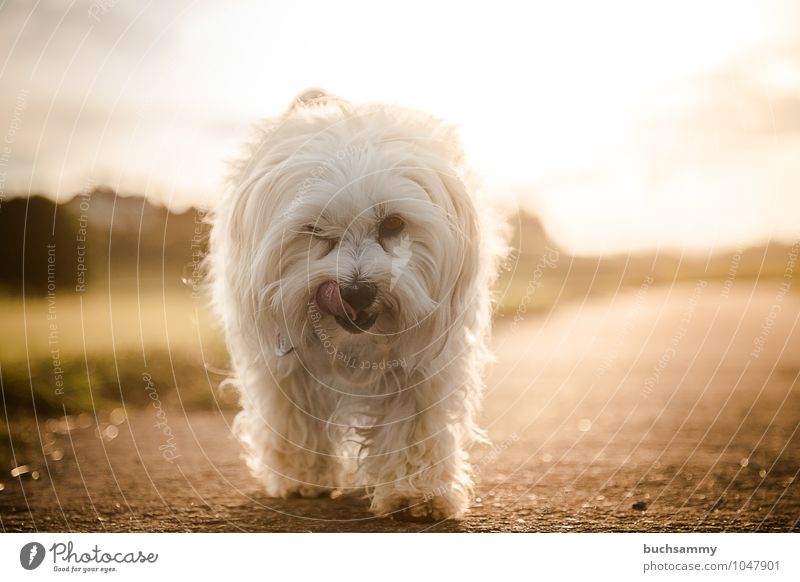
2, 281, 798, 532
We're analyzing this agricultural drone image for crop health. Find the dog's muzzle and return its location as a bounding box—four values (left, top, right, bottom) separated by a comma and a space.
315, 280, 378, 333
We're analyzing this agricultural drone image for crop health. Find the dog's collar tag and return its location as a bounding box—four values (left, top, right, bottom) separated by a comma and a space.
275, 333, 294, 356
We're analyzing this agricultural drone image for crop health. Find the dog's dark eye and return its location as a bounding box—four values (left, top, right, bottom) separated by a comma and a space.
379, 215, 405, 238
302, 224, 324, 237
301, 224, 338, 253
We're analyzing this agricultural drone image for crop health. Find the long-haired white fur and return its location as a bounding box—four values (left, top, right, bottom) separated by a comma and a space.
208, 89, 504, 520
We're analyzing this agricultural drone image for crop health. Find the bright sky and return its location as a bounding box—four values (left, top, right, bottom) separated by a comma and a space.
1, 0, 799, 254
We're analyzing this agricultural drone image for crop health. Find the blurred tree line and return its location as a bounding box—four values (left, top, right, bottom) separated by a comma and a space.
0, 188, 210, 296
0, 188, 790, 299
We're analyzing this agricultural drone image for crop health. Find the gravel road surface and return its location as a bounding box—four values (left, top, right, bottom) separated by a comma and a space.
2, 281, 798, 532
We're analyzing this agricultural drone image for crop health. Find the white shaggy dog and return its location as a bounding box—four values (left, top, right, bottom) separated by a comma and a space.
209, 90, 503, 520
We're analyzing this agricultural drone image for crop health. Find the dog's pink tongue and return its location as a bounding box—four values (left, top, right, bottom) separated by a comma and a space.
315, 281, 357, 320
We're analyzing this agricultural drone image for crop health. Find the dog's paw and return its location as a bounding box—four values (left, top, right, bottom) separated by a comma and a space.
262, 477, 335, 500
371, 490, 467, 522
395, 497, 460, 522
292, 484, 334, 499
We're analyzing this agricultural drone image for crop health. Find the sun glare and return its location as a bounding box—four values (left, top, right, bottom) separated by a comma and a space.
1, 0, 799, 253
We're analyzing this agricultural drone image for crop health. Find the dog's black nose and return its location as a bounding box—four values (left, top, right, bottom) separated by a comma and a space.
340, 281, 377, 311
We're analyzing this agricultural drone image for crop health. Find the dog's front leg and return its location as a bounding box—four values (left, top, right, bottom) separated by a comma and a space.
235, 369, 341, 499
363, 388, 473, 521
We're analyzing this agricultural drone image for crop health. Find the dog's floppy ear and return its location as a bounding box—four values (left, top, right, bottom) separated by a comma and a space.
438, 172, 485, 333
